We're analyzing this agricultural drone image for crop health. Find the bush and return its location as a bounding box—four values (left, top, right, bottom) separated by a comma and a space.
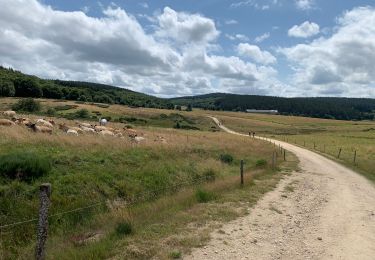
75, 109, 90, 119
203, 169, 216, 182
12, 98, 41, 112
46, 107, 56, 116
0, 152, 51, 182
219, 153, 233, 164
195, 189, 216, 203
169, 250, 182, 259
115, 221, 133, 236
255, 159, 267, 167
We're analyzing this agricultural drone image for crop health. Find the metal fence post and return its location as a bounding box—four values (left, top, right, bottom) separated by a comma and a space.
240, 160, 244, 185
35, 183, 52, 260
337, 148, 342, 159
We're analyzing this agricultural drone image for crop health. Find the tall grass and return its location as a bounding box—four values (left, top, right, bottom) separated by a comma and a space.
0, 115, 280, 258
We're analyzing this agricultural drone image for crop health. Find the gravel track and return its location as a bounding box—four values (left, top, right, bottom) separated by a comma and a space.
185, 117, 375, 260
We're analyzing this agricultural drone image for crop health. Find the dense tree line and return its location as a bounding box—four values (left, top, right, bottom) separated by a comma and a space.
171, 93, 375, 121
0, 66, 174, 109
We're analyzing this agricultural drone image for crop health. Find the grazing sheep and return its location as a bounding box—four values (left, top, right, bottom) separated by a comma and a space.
0, 119, 15, 126
99, 130, 114, 136
94, 125, 107, 132
124, 128, 137, 138
114, 132, 123, 138
80, 125, 96, 133
133, 136, 145, 143
28, 123, 52, 134
36, 119, 53, 128
77, 122, 92, 128
48, 119, 56, 126
99, 118, 107, 126
69, 127, 84, 134
67, 129, 79, 136
14, 117, 31, 126
2, 111, 16, 117
58, 123, 83, 134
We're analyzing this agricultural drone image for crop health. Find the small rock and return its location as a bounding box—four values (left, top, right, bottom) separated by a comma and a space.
317, 237, 323, 241
252, 238, 258, 244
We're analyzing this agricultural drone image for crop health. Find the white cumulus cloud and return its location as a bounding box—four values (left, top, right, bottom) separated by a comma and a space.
237, 43, 276, 65
0, 0, 281, 97
295, 0, 315, 10
288, 21, 320, 38
281, 7, 375, 97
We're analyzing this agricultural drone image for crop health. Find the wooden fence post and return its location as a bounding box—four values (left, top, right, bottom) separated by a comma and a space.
272, 152, 276, 169
324, 144, 326, 153
35, 183, 51, 260
337, 148, 342, 159
240, 160, 244, 185
353, 150, 357, 165
283, 149, 286, 161
314, 142, 316, 150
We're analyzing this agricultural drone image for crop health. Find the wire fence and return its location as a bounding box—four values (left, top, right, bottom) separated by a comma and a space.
0, 173, 222, 231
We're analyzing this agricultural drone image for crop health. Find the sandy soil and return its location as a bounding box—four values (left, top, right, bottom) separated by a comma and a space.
185, 117, 375, 260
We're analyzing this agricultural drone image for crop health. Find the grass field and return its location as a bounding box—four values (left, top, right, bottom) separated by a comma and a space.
208, 111, 375, 182
0, 97, 296, 259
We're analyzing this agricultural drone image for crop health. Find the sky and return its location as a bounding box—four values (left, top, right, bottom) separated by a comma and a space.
0, 0, 375, 98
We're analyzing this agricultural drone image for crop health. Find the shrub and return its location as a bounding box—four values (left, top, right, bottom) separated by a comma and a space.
12, 98, 41, 112
169, 250, 182, 259
0, 152, 51, 182
46, 107, 56, 116
219, 153, 233, 164
203, 169, 216, 182
255, 159, 267, 167
115, 221, 133, 236
75, 109, 90, 119
195, 189, 216, 203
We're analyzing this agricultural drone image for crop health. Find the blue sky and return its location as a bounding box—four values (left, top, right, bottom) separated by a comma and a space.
1, 0, 375, 97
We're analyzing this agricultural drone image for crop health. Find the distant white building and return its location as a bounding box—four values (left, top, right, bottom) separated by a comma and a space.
246, 109, 278, 114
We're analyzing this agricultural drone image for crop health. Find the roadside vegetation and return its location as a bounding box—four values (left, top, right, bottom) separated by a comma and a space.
0, 97, 296, 259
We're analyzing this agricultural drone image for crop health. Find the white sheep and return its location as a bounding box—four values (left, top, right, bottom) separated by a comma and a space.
36, 119, 53, 128
80, 125, 96, 133
2, 110, 16, 117
67, 129, 79, 136
99, 130, 114, 136
0, 119, 15, 126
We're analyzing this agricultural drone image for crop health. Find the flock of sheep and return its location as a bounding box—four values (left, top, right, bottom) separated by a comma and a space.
0, 110, 167, 143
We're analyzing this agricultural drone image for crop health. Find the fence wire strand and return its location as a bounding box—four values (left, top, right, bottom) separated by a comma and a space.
0, 173, 216, 230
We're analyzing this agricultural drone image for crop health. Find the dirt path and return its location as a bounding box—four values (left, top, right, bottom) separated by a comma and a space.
186, 117, 375, 260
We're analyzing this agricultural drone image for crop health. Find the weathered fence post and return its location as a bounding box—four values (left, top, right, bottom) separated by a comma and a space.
337, 148, 342, 159
283, 149, 286, 161
353, 150, 357, 165
272, 152, 276, 169
240, 160, 244, 185
314, 142, 316, 150
35, 183, 52, 260
324, 144, 326, 153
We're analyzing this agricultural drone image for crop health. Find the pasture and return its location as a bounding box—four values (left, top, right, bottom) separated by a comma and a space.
207, 111, 375, 182
0, 98, 296, 259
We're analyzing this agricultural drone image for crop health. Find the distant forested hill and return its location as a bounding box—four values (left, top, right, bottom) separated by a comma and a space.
171, 93, 375, 120
0, 66, 174, 109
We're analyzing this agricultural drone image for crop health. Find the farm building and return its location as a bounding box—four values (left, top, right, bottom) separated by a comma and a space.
246, 109, 278, 114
